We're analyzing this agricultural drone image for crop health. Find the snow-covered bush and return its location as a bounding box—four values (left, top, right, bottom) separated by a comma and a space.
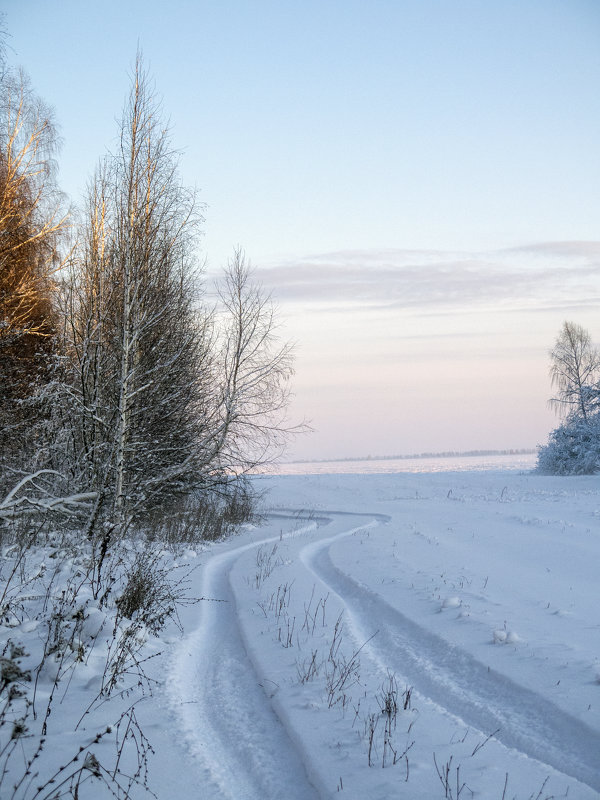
536, 413, 600, 475
0, 524, 192, 798
539, 320, 600, 475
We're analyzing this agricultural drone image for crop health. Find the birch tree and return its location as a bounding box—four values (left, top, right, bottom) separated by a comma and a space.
538, 321, 600, 474
68, 57, 208, 530
549, 321, 600, 421
208, 249, 295, 475
66, 59, 297, 534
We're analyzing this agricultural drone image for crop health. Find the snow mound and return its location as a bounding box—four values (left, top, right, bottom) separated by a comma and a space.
441, 595, 461, 610
493, 628, 521, 644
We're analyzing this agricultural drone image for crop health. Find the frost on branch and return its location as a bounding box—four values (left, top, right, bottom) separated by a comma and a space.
0, 470, 97, 520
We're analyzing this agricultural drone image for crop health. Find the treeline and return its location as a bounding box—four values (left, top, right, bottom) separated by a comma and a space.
0, 55, 294, 540
292, 449, 535, 465
537, 321, 600, 474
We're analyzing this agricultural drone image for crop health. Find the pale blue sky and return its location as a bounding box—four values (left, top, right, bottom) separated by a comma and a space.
5, 1, 600, 459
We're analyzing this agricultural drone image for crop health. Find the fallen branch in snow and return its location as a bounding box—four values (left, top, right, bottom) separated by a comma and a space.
0, 470, 98, 520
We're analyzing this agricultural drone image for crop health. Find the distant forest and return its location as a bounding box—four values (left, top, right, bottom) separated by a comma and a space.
290, 449, 535, 464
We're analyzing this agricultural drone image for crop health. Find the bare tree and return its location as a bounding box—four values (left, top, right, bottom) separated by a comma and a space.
66, 56, 209, 531
206, 249, 296, 475
549, 321, 600, 421
62, 59, 298, 535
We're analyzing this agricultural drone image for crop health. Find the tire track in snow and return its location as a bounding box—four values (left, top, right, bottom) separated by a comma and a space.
301, 513, 600, 794
168, 532, 320, 800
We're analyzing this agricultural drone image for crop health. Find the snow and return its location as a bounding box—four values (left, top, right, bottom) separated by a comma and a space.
3, 468, 600, 798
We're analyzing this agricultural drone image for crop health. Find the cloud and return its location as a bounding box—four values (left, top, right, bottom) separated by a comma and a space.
255, 242, 600, 314
507, 241, 600, 259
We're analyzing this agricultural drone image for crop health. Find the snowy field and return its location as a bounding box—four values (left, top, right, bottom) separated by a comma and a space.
4, 467, 600, 799
162, 467, 600, 799
272, 452, 537, 475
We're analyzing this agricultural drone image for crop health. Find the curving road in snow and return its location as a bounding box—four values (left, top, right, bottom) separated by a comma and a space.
168, 530, 321, 800
166, 472, 600, 799
302, 520, 600, 794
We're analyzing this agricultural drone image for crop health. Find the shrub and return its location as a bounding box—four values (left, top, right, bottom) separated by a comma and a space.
537, 413, 600, 475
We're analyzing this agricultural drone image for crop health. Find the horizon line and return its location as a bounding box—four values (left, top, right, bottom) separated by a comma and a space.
284, 448, 537, 465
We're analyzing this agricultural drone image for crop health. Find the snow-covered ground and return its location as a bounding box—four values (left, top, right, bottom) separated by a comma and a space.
4, 469, 600, 798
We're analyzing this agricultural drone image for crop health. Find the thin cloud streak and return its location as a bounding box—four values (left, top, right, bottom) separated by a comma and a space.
257, 242, 600, 313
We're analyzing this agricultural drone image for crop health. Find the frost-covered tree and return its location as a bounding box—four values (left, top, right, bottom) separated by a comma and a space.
537, 414, 600, 475
208, 249, 295, 475
537, 321, 600, 475
65, 59, 296, 532
549, 321, 600, 421
66, 57, 209, 530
